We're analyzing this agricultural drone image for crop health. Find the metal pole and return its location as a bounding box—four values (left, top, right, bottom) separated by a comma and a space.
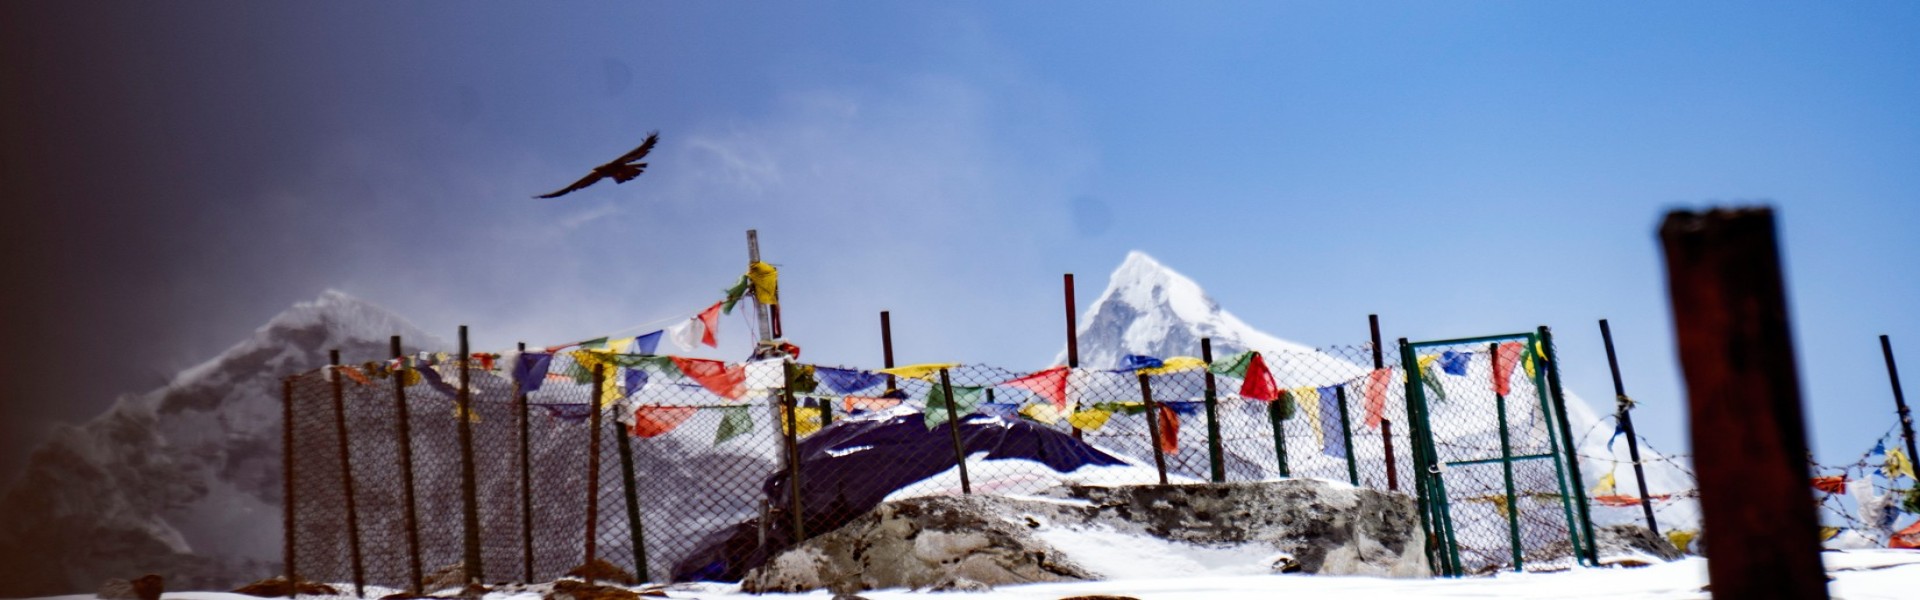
1371, 314, 1398, 491
1066, 274, 1083, 442
1658, 207, 1829, 599
456, 326, 483, 584
937, 369, 974, 494
1201, 338, 1225, 483
1490, 343, 1524, 572
1599, 320, 1660, 536
1335, 386, 1359, 486
1138, 373, 1170, 485
327, 350, 366, 597
1399, 338, 1454, 577
515, 342, 533, 583
880, 311, 896, 391
1540, 326, 1599, 566
282, 377, 298, 599
1882, 335, 1920, 479
389, 336, 423, 594
615, 399, 648, 583
781, 362, 807, 538
1267, 392, 1290, 478
584, 364, 604, 586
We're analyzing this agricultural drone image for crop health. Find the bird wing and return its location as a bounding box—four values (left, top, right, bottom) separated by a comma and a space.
610, 131, 660, 165
534, 171, 605, 199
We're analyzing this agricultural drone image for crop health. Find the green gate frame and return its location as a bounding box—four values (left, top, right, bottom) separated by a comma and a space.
1398, 330, 1596, 576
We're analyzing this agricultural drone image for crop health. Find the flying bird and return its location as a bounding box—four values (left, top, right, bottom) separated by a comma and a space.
535, 131, 659, 199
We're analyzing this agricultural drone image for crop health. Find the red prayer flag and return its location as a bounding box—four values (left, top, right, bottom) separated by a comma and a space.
843, 395, 902, 413
1364, 368, 1392, 429
671, 357, 746, 399
696, 301, 723, 348
1892, 520, 1920, 549
1004, 367, 1070, 410
1156, 405, 1179, 454
336, 366, 372, 386
1239, 353, 1280, 401
1811, 475, 1848, 494
630, 406, 698, 438
1492, 341, 1525, 395
1593, 495, 1644, 507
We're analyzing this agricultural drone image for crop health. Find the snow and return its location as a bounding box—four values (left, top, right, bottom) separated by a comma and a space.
1031, 524, 1281, 579
30, 551, 1918, 600
881, 450, 1199, 502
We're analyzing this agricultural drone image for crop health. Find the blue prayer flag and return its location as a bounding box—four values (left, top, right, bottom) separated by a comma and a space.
817, 366, 884, 394
1440, 351, 1470, 376
632, 330, 663, 355
1320, 387, 1347, 459
514, 353, 554, 394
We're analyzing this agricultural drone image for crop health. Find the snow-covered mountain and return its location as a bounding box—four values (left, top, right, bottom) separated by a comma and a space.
1063, 252, 1698, 546
0, 291, 445, 597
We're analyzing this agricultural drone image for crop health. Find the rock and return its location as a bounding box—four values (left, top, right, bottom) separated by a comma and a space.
741, 480, 1428, 593
96, 579, 137, 600
231, 575, 339, 597
1059, 597, 1142, 600
543, 580, 637, 600
740, 495, 1097, 593
1592, 524, 1684, 566
130, 574, 163, 600
419, 563, 471, 593
565, 559, 638, 586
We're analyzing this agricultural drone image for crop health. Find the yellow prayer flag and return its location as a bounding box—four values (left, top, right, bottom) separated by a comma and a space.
1139, 356, 1206, 375
1417, 354, 1438, 371
781, 405, 823, 437
748, 261, 779, 305
876, 363, 962, 381
1595, 471, 1617, 496
451, 402, 481, 423
1819, 526, 1843, 542
1888, 448, 1916, 481
1301, 390, 1324, 446
1523, 354, 1537, 379
1667, 529, 1698, 554
608, 337, 636, 354
1020, 403, 1062, 425
1069, 408, 1113, 432
570, 350, 624, 406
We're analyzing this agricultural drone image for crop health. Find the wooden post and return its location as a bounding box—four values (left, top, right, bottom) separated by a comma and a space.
1659, 207, 1829, 600
1881, 336, 1920, 481
389, 336, 423, 594
1138, 373, 1170, 485
1371, 314, 1397, 491
584, 365, 605, 585
281, 377, 298, 599
515, 342, 534, 583
456, 326, 483, 584
1599, 320, 1661, 537
937, 369, 974, 494
780, 362, 807, 538
327, 350, 366, 597
748, 230, 776, 341
1201, 338, 1225, 483
1066, 274, 1083, 441
615, 400, 648, 582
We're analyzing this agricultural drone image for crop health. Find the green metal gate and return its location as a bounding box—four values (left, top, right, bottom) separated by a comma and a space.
1399, 328, 1598, 575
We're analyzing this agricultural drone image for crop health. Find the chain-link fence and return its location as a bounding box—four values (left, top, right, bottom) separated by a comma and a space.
286, 335, 1597, 591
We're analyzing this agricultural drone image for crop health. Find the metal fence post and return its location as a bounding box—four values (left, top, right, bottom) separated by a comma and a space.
327, 350, 366, 596
1334, 386, 1359, 486
1267, 393, 1290, 478
514, 343, 534, 583
584, 364, 605, 585
1489, 343, 1524, 572
1372, 314, 1398, 491
1138, 373, 1170, 485
615, 400, 649, 582
782, 361, 808, 537
282, 377, 298, 599
1539, 326, 1598, 566
937, 368, 974, 494
456, 326, 483, 584
1599, 320, 1660, 537
1201, 338, 1225, 483
1881, 335, 1920, 486
1400, 338, 1456, 577
389, 336, 423, 593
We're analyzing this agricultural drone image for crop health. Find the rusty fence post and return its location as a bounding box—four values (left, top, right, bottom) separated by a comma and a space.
1138, 373, 1170, 485
389, 336, 423, 594
583, 364, 605, 585
515, 342, 534, 583
1660, 207, 1829, 600
327, 350, 366, 596
1371, 314, 1398, 491
282, 377, 298, 599
936, 368, 973, 495
614, 399, 649, 582
781, 361, 808, 538
455, 326, 483, 584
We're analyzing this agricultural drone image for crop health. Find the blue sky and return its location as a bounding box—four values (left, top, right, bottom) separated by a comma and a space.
3, 2, 1918, 474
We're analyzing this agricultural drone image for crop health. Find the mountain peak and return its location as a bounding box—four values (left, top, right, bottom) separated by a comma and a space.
1063, 252, 1314, 368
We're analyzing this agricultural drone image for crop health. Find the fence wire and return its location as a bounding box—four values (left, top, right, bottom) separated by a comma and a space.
285, 340, 1592, 590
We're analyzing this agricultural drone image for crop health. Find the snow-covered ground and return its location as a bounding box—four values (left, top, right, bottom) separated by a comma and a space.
27, 551, 1920, 600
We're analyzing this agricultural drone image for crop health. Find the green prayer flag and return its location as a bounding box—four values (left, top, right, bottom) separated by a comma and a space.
787, 364, 819, 395
722, 275, 752, 315
923, 384, 986, 429
715, 405, 754, 444
1208, 351, 1255, 378
1272, 389, 1296, 420
1094, 401, 1150, 416
579, 337, 610, 350
1421, 364, 1449, 403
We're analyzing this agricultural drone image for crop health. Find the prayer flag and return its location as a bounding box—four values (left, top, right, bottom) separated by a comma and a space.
1363, 369, 1391, 429
1139, 356, 1205, 375
1311, 386, 1338, 447
843, 395, 902, 413
876, 363, 961, 381
1812, 475, 1848, 494
1019, 403, 1062, 425
722, 274, 751, 314
714, 406, 753, 444
415, 363, 459, 398
696, 301, 723, 347
1239, 353, 1280, 401
1595, 471, 1617, 495
1272, 389, 1297, 421
1003, 367, 1070, 410
1156, 405, 1179, 454
667, 318, 703, 352
817, 366, 884, 394
1492, 342, 1525, 395
1416, 354, 1449, 403
1667, 529, 1698, 553
624, 368, 649, 397
671, 357, 746, 399
748, 261, 779, 304
1208, 351, 1255, 377
781, 405, 823, 437
1887, 449, 1916, 481
1118, 355, 1163, 371
1069, 408, 1113, 432
630, 406, 697, 438
924, 384, 986, 429
1594, 495, 1643, 507
539, 403, 594, 423
1319, 387, 1346, 458
1440, 350, 1470, 376
335, 365, 371, 386
632, 330, 662, 355
1892, 520, 1920, 549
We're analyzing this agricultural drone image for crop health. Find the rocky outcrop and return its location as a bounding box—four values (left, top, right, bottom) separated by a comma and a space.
741, 480, 1426, 593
